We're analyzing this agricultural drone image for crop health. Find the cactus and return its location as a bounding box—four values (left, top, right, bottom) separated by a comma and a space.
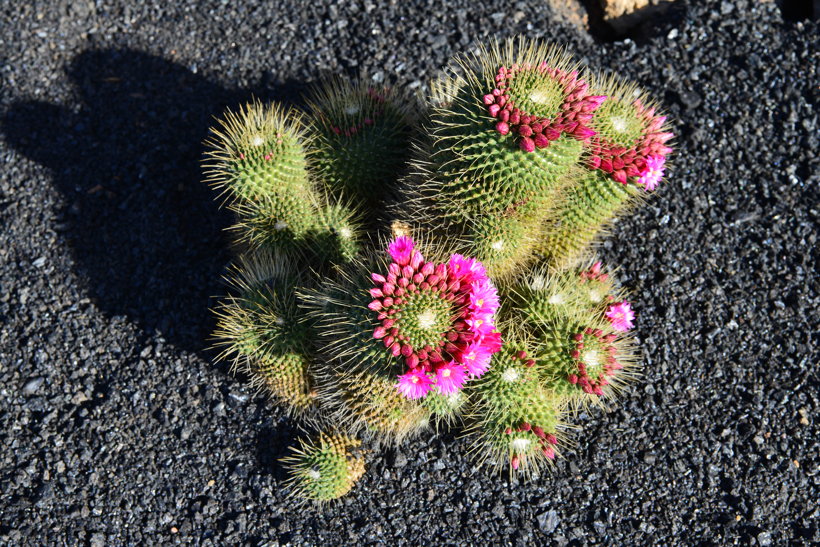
305, 78, 415, 212
404, 38, 608, 277
466, 341, 566, 475
204, 36, 674, 501
203, 100, 313, 206
212, 251, 318, 415
282, 433, 367, 502
538, 77, 674, 267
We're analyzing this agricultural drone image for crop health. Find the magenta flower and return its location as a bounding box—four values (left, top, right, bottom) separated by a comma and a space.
448, 254, 487, 283
460, 343, 493, 377
466, 314, 495, 336
481, 330, 503, 353
395, 369, 433, 400
387, 235, 417, 266
605, 301, 635, 332
469, 280, 500, 316
637, 155, 665, 191
434, 361, 468, 395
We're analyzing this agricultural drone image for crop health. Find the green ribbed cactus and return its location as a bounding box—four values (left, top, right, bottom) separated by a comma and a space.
466, 342, 565, 475
282, 433, 367, 502
203, 36, 674, 502
538, 77, 673, 266
405, 39, 609, 277
212, 251, 318, 415
305, 78, 414, 212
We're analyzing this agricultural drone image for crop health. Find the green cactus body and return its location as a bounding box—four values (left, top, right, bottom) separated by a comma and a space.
407, 40, 607, 277
310, 201, 362, 264
204, 101, 312, 205
539, 163, 641, 268
427, 100, 583, 221
467, 344, 563, 475
300, 254, 433, 442
254, 351, 316, 413
306, 78, 414, 211
212, 252, 318, 415
422, 390, 467, 425
461, 209, 542, 279
511, 261, 622, 322
282, 433, 367, 503
234, 192, 320, 254
533, 318, 635, 405
336, 371, 431, 440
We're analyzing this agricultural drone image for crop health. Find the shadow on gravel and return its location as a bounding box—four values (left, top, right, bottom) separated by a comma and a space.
2, 49, 305, 355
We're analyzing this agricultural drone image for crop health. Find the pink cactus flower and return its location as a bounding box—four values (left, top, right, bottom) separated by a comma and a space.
388, 235, 417, 266
448, 254, 487, 283
396, 369, 433, 400
605, 301, 635, 332
466, 314, 495, 336
435, 361, 468, 395
637, 155, 665, 191
460, 343, 493, 377
469, 280, 500, 316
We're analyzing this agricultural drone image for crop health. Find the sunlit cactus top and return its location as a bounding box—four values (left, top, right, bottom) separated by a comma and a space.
483, 63, 605, 152
368, 235, 502, 399
584, 78, 675, 190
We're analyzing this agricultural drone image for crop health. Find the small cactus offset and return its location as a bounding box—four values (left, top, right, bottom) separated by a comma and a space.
281, 433, 367, 503
204, 37, 674, 501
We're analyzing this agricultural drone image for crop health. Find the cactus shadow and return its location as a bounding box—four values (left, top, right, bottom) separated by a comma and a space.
2, 49, 307, 355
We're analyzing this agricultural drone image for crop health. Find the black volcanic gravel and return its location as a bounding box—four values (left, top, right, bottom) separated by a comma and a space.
1, 1, 818, 545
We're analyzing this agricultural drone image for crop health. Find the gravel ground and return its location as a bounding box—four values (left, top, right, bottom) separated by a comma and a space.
1, 0, 817, 545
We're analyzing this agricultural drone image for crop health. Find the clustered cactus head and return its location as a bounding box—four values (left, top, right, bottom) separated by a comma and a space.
482, 61, 604, 151
305, 78, 414, 212
370, 235, 502, 399
584, 77, 674, 190
204, 36, 674, 502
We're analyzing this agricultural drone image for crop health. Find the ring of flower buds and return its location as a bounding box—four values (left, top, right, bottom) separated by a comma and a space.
370, 237, 502, 399
565, 328, 623, 396
585, 98, 674, 189
482, 63, 605, 153
504, 419, 560, 467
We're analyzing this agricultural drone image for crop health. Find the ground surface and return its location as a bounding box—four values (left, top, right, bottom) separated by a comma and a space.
1, 0, 817, 545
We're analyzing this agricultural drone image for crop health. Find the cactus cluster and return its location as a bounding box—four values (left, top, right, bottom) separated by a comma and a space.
204, 37, 673, 501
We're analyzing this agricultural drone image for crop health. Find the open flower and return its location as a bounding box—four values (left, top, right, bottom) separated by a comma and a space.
460, 343, 493, 377
605, 301, 635, 331
395, 369, 433, 400
387, 235, 417, 266
434, 361, 468, 395
448, 254, 487, 283
637, 155, 665, 191
469, 279, 500, 316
